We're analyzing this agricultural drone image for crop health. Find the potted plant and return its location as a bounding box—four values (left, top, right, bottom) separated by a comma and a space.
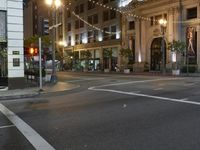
103, 49, 112, 72
120, 48, 133, 74
168, 40, 186, 75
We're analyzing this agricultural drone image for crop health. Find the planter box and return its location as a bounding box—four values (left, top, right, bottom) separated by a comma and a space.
124, 69, 130, 74
104, 69, 110, 73
172, 69, 180, 75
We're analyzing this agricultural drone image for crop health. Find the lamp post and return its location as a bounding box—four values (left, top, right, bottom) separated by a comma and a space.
45, 0, 61, 83
159, 18, 167, 74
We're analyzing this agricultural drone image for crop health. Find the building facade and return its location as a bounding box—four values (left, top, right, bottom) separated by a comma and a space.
122, 0, 200, 72
0, 0, 24, 89
24, 0, 50, 38
63, 0, 122, 71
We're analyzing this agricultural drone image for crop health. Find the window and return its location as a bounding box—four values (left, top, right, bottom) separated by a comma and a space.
150, 17, 153, 26
88, 31, 93, 43
88, 14, 98, 24
103, 0, 109, 4
67, 23, 71, 31
88, 1, 95, 10
103, 27, 109, 40
75, 20, 79, 29
129, 21, 135, 30
75, 34, 79, 45
103, 11, 109, 21
155, 15, 162, 25
75, 6, 79, 14
80, 33, 84, 44
80, 20, 84, 28
93, 14, 98, 24
68, 36, 71, 46
110, 10, 116, 19
80, 4, 84, 13
94, 30, 98, 42
67, 11, 71, 18
88, 16, 93, 24
111, 26, 116, 39
187, 7, 197, 19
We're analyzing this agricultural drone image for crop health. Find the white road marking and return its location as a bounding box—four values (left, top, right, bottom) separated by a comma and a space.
90, 78, 184, 88
154, 88, 163, 91
66, 77, 104, 83
0, 124, 15, 129
0, 103, 55, 150
184, 83, 195, 86
89, 88, 200, 106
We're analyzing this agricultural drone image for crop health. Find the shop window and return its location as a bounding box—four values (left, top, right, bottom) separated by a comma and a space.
187, 7, 197, 19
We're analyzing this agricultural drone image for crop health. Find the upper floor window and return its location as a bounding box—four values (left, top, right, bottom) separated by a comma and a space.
88, 1, 95, 10
67, 23, 71, 31
80, 4, 84, 13
103, 0, 109, 4
129, 21, 135, 30
103, 27, 109, 40
103, 10, 109, 21
110, 10, 116, 19
88, 14, 98, 24
187, 7, 197, 19
111, 25, 116, 39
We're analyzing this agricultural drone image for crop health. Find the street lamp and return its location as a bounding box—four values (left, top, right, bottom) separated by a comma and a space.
45, 0, 62, 83
159, 18, 167, 74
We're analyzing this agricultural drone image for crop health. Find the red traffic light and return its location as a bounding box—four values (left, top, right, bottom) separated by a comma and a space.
29, 47, 38, 56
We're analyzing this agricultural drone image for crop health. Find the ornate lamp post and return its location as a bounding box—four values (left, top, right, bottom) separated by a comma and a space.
45, 0, 61, 83
159, 18, 167, 74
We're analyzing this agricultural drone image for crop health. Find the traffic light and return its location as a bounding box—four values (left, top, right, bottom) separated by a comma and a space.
29, 47, 38, 56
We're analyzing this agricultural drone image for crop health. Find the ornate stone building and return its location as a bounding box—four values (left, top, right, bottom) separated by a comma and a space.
122, 0, 200, 72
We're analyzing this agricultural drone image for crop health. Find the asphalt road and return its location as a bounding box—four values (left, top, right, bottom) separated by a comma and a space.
1, 72, 200, 150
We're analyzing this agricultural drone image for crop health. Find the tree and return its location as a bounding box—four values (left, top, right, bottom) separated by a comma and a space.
168, 40, 186, 70
103, 49, 112, 70
120, 48, 133, 69
81, 50, 92, 70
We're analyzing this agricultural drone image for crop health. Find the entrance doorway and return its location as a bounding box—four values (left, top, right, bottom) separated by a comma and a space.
0, 42, 8, 87
150, 37, 166, 71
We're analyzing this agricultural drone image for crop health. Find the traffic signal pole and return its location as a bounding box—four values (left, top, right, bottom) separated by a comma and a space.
39, 37, 43, 91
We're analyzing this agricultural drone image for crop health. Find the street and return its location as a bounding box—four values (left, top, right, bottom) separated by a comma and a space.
1, 72, 200, 150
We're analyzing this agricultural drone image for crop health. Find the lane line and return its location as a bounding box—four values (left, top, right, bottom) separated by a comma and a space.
0, 124, 15, 129
89, 88, 200, 106
66, 77, 105, 83
90, 78, 184, 88
154, 88, 163, 91
0, 103, 55, 150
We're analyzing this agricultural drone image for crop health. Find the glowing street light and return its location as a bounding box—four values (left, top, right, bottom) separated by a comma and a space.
45, 0, 62, 83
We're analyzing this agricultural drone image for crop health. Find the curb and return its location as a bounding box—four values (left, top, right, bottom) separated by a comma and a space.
0, 92, 39, 101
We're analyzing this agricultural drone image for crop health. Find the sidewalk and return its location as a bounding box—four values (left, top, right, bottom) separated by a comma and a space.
0, 82, 80, 100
